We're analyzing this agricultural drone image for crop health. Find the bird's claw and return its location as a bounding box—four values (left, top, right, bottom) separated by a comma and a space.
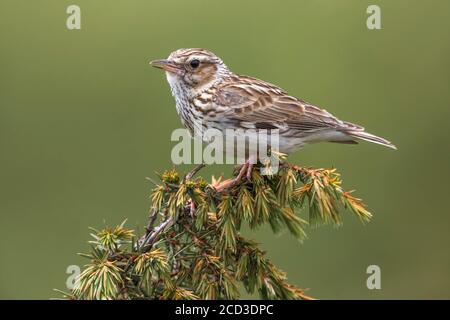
246, 162, 254, 181
213, 158, 256, 192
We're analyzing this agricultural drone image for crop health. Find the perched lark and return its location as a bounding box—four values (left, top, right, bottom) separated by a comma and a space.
151, 48, 396, 186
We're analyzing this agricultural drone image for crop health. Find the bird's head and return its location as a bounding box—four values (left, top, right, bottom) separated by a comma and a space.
150, 48, 229, 95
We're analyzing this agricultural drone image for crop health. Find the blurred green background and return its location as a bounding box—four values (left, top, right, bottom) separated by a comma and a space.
1, 0, 449, 299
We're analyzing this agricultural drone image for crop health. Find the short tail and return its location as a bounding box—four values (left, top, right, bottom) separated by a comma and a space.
345, 130, 397, 150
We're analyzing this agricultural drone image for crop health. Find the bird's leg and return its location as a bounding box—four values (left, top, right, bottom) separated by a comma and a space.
235, 161, 249, 181
245, 154, 257, 181
189, 200, 196, 218
212, 163, 248, 192
184, 164, 205, 218
213, 156, 257, 192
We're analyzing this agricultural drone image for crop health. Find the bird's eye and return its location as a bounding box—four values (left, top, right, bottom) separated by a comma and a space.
190, 59, 200, 69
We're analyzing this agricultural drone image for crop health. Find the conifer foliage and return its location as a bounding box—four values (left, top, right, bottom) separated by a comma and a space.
63, 163, 371, 300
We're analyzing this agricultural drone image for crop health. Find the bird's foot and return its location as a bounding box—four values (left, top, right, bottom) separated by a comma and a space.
185, 199, 197, 218
213, 156, 256, 192
189, 200, 196, 218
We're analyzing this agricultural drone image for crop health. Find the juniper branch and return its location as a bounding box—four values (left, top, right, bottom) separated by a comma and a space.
66, 162, 372, 300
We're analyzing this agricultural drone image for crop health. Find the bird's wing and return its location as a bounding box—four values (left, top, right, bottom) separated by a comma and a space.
213, 75, 357, 134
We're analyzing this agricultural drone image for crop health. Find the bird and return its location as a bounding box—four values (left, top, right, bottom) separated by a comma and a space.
150, 48, 396, 188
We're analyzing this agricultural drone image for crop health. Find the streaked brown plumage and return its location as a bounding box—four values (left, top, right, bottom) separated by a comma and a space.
151, 48, 396, 157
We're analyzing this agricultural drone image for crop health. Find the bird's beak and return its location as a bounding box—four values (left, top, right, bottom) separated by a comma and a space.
150, 59, 181, 73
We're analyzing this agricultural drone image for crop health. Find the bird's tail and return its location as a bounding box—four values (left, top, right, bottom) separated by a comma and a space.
345, 130, 397, 150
